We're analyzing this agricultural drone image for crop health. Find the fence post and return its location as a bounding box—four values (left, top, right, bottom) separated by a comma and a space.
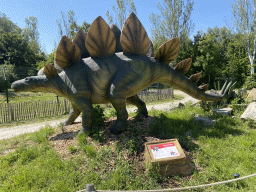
157, 83, 159, 100
85, 183, 95, 192
2, 67, 9, 103
8, 103, 14, 121
64, 99, 67, 113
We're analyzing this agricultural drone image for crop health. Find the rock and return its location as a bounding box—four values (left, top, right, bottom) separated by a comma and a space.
246, 88, 256, 102
213, 108, 233, 115
194, 116, 216, 126
241, 102, 256, 121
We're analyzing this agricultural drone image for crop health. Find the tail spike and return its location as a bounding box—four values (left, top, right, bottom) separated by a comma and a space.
220, 80, 228, 95
189, 72, 202, 83
223, 81, 233, 95
229, 81, 237, 95
175, 58, 192, 74
199, 84, 209, 92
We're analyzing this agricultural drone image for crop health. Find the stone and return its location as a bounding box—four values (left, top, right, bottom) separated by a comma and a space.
241, 102, 256, 121
246, 88, 256, 102
213, 108, 233, 115
194, 116, 216, 126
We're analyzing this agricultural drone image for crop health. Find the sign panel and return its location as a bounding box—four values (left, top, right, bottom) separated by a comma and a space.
150, 142, 180, 159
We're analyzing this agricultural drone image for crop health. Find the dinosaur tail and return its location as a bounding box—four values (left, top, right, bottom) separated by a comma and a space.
150, 35, 236, 101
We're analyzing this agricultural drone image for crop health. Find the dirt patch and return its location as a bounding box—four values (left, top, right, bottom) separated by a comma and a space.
48, 116, 157, 160
48, 115, 196, 181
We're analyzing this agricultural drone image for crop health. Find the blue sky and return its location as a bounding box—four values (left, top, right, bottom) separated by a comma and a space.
1, 0, 234, 54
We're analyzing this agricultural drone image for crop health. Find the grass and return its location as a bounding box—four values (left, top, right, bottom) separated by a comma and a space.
1, 103, 256, 191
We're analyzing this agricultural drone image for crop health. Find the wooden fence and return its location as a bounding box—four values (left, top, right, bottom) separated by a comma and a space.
0, 99, 72, 123
0, 87, 173, 123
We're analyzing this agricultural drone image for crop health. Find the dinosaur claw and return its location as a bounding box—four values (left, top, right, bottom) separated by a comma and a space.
228, 81, 237, 95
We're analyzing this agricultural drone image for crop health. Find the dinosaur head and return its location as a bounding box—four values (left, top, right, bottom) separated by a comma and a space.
12, 63, 59, 93
11, 76, 49, 92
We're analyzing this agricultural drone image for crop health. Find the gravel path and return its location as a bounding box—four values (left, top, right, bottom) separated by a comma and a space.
0, 90, 199, 141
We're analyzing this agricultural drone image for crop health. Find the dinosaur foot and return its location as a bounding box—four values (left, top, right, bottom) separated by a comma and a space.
78, 126, 91, 135
110, 120, 127, 134
136, 109, 148, 118
140, 110, 148, 117
62, 120, 72, 126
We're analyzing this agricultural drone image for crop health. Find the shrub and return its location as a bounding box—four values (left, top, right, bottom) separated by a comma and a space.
243, 75, 256, 90
90, 105, 106, 135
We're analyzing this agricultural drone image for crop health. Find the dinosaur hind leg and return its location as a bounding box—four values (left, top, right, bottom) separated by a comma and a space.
126, 95, 148, 117
63, 103, 81, 126
74, 98, 93, 134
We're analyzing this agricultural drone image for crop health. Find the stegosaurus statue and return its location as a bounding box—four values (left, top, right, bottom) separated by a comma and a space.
11, 13, 235, 134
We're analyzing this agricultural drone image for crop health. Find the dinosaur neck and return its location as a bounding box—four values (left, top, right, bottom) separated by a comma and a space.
34, 77, 66, 96
155, 64, 224, 101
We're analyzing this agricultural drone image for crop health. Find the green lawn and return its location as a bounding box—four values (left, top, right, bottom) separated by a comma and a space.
1, 104, 255, 191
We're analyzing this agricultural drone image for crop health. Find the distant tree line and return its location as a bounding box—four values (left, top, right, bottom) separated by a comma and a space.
1, 0, 256, 92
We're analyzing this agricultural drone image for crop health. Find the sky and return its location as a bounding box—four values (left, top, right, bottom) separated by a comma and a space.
1, 0, 235, 54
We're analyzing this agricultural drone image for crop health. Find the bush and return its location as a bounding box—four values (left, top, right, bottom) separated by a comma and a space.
243, 75, 256, 90
92, 105, 105, 127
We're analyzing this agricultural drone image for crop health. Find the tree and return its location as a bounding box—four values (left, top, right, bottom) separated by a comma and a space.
106, 0, 137, 29
225, 33, 250, 87
23, 16, 41, 54
193, 33, 223, 87
0, 13, 21, 34
149, 0, 194, 51
56, 10, 91, 41
231, 0, 256, 74
36, 50, 55, 70
0, 61, 16, 91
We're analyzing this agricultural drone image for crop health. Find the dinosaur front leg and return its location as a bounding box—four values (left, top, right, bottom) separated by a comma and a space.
126, 95, 148, 117
63, 103, 81, 126
75, 98, 93, 134
109, 84, 128, 134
